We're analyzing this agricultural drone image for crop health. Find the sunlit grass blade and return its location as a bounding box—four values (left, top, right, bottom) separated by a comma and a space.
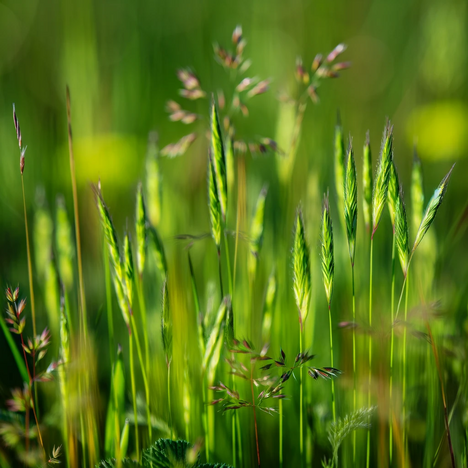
135, 184, 147, 278
362, 132, 372, 233
262, 268, 277, 343
147, 224, 167, 280
248, 185, 268, 281
145, 131, 162, 227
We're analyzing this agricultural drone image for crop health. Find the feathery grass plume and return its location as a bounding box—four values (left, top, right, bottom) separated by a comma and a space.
147, 224, 167, 279
344, 143, 357, 265
321, 193, 334, 306
208, 155, 222, 249
334, 115, 346, 223
145, 131, 162, 227
412, 164, 455, 253
411, 149, 424, 237
94, 185, 130, 330
104, 346, 125, 458
362, 132, 372, 232
211, 98, 228, 221
203, 297, 228, 370
161, 279, 172, 365
56, 196, 74, 291
262, 268, 277, 342
371, 121, 393, 237
248, 185, 268, 280
135, 184, 147, 277
387, 162, 400, 228
292, 208, 311, 328
395, 191, 409, 276
123, 233, 134, 308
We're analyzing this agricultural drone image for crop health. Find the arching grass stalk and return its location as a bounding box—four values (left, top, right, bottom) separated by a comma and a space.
321, 193, 336, 422
292, 209, 311, 467
344, 141, 358, 462
367, 122, 394, 467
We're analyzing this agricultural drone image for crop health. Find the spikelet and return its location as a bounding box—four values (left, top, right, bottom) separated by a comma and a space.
387, 162, 400, 228
56, 196, 74, 291
223, 296, 234, 351
411, 149, 424, 237
161, 279, 172, 365
94, 186, 130, 329
135, 184, 147, 277
362, 132, 372, 232
412, 164, 455, 253
344, 143, 357, 265
395, 191, 409, 276
371, 122, 393, 237
321, 193, 335, 306
145, 131, 162, 227
334, 117, 346, 223
147, 224, 167, 279
123, 233, 134, 308
248, 185, 268, 280
292, 209, 311, 326
211, 98, 228, 222
262, 268, 277, 342
208, 155, 222, 249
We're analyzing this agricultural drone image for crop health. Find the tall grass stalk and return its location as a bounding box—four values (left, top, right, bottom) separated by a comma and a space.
128, 333, 139, 459
161, 280, 173, 439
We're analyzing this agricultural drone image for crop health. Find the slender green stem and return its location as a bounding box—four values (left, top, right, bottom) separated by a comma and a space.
168, 363, 173, 440
351, 265, 356, 465
0, 317, 28, 381
402, 271, 409, 463
279, 395, 283, 468
367, 237, 374, 468
389, 232, 396, 465
217, 248, 224, 299
202, 377, 210, 462
299, 323, 304, 468
328, 304, 336, 423
251, 362, 261, 468
104, 242, 115, 368
137, 275, 150, 380
230, 352, 236, 467
223, 231, 233, 296
129, 334, 139, 460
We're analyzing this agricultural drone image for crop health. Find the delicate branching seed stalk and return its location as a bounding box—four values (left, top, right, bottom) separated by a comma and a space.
262, 268, 277, 343
344, 141, 358, 460
334, 116, 346, 225
145, 131, 162, 227
248, 185, 268, 281
321, 193, 336, 423
362, 132, 372, 233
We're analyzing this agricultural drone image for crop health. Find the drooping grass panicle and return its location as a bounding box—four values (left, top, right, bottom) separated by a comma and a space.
147, 223, 168, 279
362, 131, 372, 232
371, 121, 394, 238
135, 183, 147, 277
411, 148, 424, 237
208, 154, 222, 249
248, 184, 268, 279
387, 161, 400, 229
395, 190, 409, 276
334, 114, 346, 222
292, 208, 311, 327
161, 279, 172, 366
321, 193, 335, 307
211, 97, 228, 222
56, 195, 74, 291
344, 141, 357, 265
123, 232, 135, 308
262, 268, 277, 342
145, 131, 162, 227
412, 164, 455, 254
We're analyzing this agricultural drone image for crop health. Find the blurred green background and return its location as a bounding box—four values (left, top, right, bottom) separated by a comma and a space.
0, 0, 467, 466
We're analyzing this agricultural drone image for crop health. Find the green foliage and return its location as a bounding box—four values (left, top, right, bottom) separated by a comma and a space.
161, 280, 172, 365
145, 132, 162, 227
334, 118, 346, 222
387, 162, 400, 228
321, 194, 334, 306
362, 132, 373, 232
248, 185, 268, 280
208, 157, 222, 249
135, 184, 147, 277
395, 192, 409, 276
148, 224, 168, 280
344, 144, 357, 264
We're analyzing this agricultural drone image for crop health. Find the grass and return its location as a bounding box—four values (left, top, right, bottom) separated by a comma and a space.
0, 25, 462, 468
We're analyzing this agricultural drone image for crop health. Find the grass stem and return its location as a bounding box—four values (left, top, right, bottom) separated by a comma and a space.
351, 265, 356, 465
299, 323, 304, 468
129, 333, 139, 460
367, 236, 374, 468
389, 232, 396, 464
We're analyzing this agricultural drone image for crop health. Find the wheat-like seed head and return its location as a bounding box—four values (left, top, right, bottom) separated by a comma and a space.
371, 122, 393, 237
208, 154, 222, 249
344, 143, 357, 265
211, 98, 228, 222
135, 184, 147, 277
362, 132, 373, 232
147, 224, 167, 279
387, 161, 400, 228
334, 117, 346, 220
161, 279, 172, 365
293, 208, 311, 326
321, 193, 334, 307
395, 190, 409, 276
59, 295, 70, 365
145, 131, 162, 227
411, 149, 424, 237
56, 196, 74, 291
412, 164, 455, 253
248, 185, 268, 279
262, 268, 277, 342
123, 232, 134, 308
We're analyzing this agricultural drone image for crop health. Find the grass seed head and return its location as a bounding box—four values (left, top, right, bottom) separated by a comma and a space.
248, 185, 268, 280
344, 142, 357, 265
211, 98, 228, 222
395, 190, 410, 276
161, 279, 172, 365
293, 208, 311, 326
412, 164, 455, 253
123, 232, 134, 308
321, 193, 335, 307
135, 183, 147, 276
362, 131, 373, 231
387, 161, 400, 228
372, 121, 393, 237
208, 154, 222, 249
